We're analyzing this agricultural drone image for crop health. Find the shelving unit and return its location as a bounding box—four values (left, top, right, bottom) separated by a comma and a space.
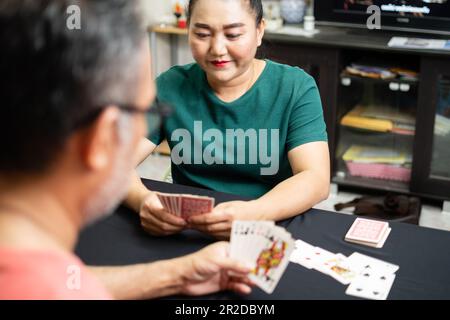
262, 26, 450, 201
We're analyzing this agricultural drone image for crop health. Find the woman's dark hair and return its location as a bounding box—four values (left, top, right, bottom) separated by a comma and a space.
187, 0, 263, 26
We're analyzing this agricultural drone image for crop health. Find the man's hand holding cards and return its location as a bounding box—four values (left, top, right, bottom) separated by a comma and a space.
230, 221, 295, 294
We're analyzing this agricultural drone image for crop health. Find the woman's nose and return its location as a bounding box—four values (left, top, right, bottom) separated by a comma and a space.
209, 35, 227, 57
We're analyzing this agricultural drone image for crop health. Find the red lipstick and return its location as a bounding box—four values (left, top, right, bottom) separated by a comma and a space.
211, 60, 230, 68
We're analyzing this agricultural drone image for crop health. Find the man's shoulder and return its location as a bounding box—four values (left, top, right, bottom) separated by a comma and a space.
0, 248, 111, 300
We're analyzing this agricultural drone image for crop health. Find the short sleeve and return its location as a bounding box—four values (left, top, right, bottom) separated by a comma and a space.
286, 73, 328, 151
147, 75, 167, 145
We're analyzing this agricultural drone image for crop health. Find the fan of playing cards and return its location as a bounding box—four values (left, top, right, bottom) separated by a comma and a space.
156, 192, 215, 219
230, 221, 295, 294
290, 238, 399, 300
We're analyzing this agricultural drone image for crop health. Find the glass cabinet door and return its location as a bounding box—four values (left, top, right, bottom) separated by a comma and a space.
334, 67, 418, 193
430, 76, 450, 180
412, 59, 450, 200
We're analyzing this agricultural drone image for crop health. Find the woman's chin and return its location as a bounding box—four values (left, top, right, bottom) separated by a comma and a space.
206, 70, 236, 84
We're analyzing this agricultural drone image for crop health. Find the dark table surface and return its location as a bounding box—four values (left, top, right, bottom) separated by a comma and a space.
76, 179, 450, 300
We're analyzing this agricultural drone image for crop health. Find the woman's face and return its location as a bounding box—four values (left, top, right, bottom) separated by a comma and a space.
188, 0, 265, 84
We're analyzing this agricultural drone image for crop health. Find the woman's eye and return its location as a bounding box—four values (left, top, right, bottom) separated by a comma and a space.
226, 34, 241, 39
195, 33, 210, 38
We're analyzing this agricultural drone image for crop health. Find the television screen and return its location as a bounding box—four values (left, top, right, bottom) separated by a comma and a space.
315, 1, 450, 35
338, 0, 449, 19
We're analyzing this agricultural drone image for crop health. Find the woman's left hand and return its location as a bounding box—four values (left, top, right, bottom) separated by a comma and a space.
187, 200, 258, 240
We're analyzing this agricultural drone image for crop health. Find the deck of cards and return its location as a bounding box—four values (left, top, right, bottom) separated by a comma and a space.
345, 218, 391, 248
230, 221, 295, 294
156, 192, 214, 219
290, 239, 399, 300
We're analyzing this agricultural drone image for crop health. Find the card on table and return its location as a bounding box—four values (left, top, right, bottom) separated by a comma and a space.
289, 240, 316, 269
346, 267, 396, 300
345, 218, 390, 248
346, 252, 399, 275
320, 254, 359, 285
309, 246, 336, 275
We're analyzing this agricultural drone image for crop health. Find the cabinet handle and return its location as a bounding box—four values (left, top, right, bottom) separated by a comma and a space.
389, 82, 400, 91
400, 83, 410, 92
341, 78, 351, 86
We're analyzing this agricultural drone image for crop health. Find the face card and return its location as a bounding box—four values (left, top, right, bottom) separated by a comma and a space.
249, 227, 294, 294
321, 254, 358, 285
309, 247, 336, 275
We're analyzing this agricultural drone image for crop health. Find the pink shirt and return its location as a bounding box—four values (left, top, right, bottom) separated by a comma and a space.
0, 247, 112, 300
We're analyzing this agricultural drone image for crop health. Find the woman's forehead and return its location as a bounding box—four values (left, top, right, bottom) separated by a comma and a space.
190, 0, 254, 25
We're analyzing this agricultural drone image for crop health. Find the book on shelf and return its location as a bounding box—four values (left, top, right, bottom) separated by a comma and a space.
435, 114, 450, 137
342, 145, 412, 182
343, 63, 418, 81
342, 145, 411, 165
341, 105, 393, 132
341, 105, 416, 135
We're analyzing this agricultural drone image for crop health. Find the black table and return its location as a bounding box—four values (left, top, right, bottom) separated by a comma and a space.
76, 179, 450, 300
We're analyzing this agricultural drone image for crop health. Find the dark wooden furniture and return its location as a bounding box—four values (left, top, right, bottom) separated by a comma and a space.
260, 26, 450, 201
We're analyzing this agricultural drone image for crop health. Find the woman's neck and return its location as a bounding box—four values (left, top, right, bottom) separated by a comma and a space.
207, 59, 265, 103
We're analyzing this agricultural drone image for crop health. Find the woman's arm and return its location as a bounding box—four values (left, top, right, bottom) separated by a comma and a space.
135, 137, 157, 166
188, 141, 330, 239
123, 138, 157, 212
125, 138, 187, 236
251, 141, 330, 221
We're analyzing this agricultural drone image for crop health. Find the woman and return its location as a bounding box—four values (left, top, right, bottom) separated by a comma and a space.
126, 0, 330, 239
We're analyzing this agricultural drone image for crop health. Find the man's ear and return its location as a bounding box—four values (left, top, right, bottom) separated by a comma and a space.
81, 107, 121, 171
256, 19, 266, 47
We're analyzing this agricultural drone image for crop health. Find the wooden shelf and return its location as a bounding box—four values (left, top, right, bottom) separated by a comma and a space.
340, 72, 419, 85
333, 175, 410, 194
150, 25, 188, 35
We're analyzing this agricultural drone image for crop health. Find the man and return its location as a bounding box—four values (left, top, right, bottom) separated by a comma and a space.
0, 0, 251, 299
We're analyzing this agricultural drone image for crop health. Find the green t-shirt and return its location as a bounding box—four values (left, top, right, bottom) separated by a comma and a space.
150, 60, 327, 198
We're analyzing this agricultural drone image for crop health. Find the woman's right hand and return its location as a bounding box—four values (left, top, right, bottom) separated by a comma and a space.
139, 192, 187, 236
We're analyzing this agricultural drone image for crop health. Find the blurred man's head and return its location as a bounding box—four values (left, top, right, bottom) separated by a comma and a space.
0, 0, 155, 225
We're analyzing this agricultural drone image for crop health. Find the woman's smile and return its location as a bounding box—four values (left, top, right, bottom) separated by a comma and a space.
210, 60, 232, 68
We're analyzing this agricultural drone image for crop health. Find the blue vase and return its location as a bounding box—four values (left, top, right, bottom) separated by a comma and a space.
280, 0, 306, 24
